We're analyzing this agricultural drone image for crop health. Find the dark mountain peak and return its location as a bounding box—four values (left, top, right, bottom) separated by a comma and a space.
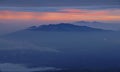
28, 23, 108, 32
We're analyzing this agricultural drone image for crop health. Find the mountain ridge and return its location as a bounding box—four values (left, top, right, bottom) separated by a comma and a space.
27, 23, 109, 32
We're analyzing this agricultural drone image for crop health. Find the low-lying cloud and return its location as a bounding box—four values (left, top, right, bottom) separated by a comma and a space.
0, 63, 62, 72
0, 38, 59, 52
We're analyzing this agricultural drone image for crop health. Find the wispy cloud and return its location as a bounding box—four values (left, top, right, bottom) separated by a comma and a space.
0, 38, 60, 52
0, 63, 62, 72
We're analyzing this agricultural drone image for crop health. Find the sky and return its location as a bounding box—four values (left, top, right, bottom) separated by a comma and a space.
0, 0, 120, 35
0, 0, 119, 7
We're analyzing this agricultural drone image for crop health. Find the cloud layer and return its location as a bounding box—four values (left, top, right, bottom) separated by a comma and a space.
0, 63, 61, 72
0, 38, 59, 52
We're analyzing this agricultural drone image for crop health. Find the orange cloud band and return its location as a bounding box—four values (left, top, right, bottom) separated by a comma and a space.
0, 9, 120, 22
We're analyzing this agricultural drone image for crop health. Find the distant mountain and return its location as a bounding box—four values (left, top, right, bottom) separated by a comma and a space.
75, 21, 120, 30
27, 23, 108, 32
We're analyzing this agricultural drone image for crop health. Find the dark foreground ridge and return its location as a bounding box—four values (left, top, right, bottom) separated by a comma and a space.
27, 23, 109, 32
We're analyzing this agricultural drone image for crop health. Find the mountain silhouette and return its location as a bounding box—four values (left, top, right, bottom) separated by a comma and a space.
28, 23, 108, 32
